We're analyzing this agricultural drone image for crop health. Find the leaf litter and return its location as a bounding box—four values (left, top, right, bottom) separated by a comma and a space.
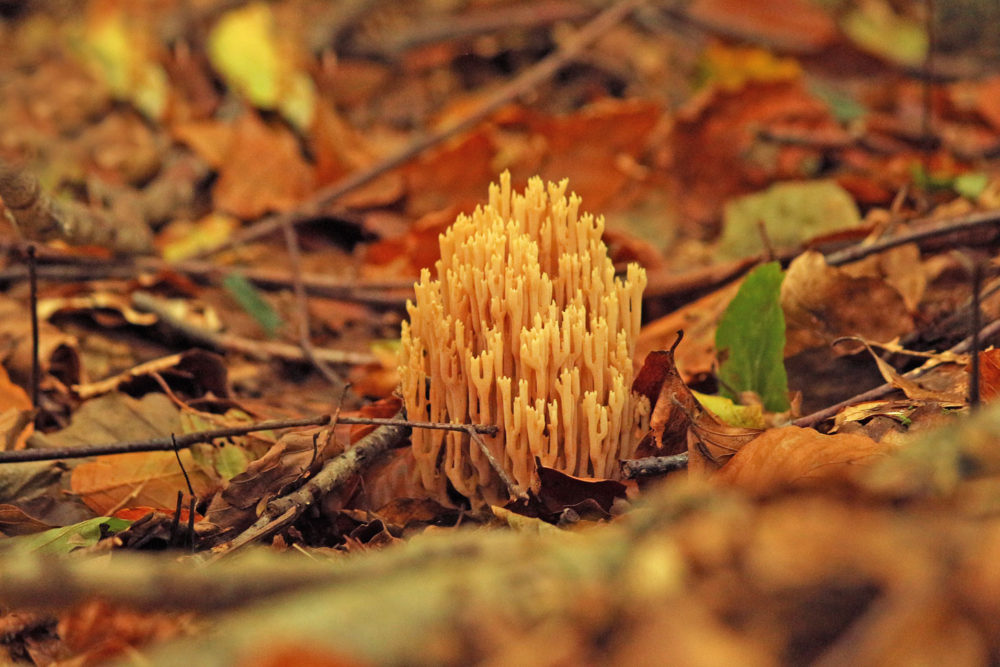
2, 0, 1000, 664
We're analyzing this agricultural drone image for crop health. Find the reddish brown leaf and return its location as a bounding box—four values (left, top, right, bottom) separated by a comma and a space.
686, 0, 837, 54
979, 349, 1000, 403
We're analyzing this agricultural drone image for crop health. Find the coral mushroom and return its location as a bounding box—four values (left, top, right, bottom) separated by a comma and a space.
399, 172, 648, 505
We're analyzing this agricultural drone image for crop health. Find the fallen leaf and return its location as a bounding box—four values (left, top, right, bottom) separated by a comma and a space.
72, 450, 219, 516
207, 2, 315, 129
781, 250, 913, 356
698, 42, 802, 92
718, 181, 861, 260
841, 0, 928, 67
979, 349, 1000, 403
715, 426, 890, 494
203, 426, 341, 539
686, 0, 837, 54
212, 112, 315, 219
715, 261, 789, 411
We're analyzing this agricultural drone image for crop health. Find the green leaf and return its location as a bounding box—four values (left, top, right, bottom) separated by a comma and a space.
715, 262, 789, 412
954, 172, 989, 199
223, 272, 283, 338
214, 444, 251, 481
10, 517, 131, 555
692, 391, 766, 429
808, 81, 867, 123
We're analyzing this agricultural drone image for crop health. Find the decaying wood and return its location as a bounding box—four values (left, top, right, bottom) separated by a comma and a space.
0, 159, 154, 255
213, 416, 410, 556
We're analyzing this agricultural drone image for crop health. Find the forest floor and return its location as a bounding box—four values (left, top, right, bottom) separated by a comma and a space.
2, 0, 1000, 664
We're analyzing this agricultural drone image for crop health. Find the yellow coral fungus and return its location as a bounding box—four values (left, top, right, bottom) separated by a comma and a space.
399, 172, 649, 505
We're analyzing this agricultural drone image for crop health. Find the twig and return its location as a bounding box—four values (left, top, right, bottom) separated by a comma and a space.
467, 426, 523, 499
349, 1, 591, 56
620, 452, 689, 479
970, 261, 982, 409
793, 317, 1000, 428
824, 208, 1000, 267
25, 244, 39, 412
194, 0, 646, 257
0, 257, 413, 308
0, 415, 497, 464
280, 216, 350, 390
130, 291, 378, 366
212, 415, 410, 557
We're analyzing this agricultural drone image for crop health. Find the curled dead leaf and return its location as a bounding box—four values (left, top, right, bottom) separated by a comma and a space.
781, 251, 913, 356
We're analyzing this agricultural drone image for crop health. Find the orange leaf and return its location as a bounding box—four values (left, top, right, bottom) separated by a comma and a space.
714, 426, 891, 495
979, 349, 1000, 403
213, 112, 314, 218
686, 0, 837, 54
72, 451, 219, 516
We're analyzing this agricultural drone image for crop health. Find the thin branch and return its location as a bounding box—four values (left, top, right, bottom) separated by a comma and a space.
130, 291, 378, 366
0, 256, 413, 308
0, 159, 153, 255
25, 244, 39, 412
193, 0, 646, 258
467, 426, 523, 499
280, 215, 350, 390
0, 414, 497, 464
824, 208, 1000, 267
349, 1, 591, 56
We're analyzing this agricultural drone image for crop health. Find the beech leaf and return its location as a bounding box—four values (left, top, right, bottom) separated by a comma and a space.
715, 262, 789, 412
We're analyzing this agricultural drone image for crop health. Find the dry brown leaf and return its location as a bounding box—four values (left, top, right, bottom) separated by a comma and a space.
781, 250, 913, 356
714, 426, 891, 495
850, 337, 967, 404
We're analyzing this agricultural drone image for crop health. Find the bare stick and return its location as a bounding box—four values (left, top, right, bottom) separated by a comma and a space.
25, 244, 39, 412
280, 216, 350, 389
621, 452, 689, 479
130, 291, 378, 366
467, 426, 523, 499
213, 416, 411, 557
194, 0, 646, 257
824, 208, 1000, 267
0, 414, 497, 464
0, 159, 153, 255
